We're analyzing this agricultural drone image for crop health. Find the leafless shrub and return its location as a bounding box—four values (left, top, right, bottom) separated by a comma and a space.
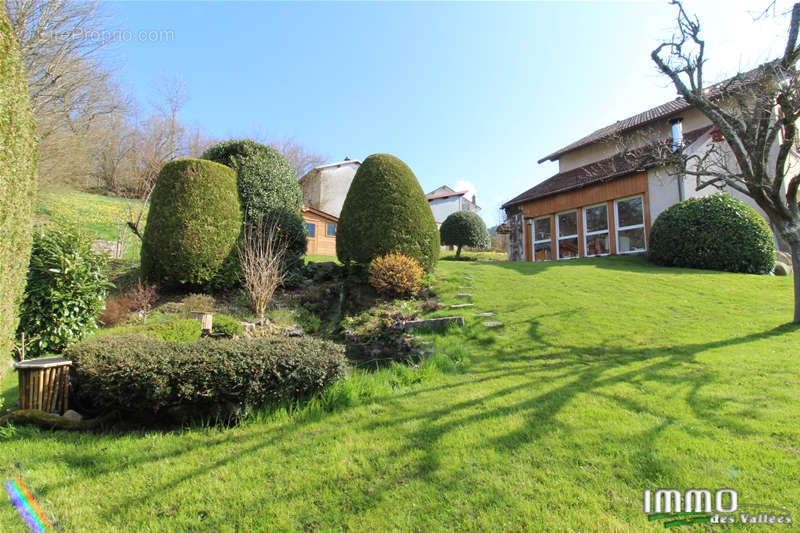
237, 219, 289, 319
126, 278, 158, 320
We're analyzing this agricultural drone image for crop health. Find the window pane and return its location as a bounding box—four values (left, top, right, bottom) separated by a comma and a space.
617, 197, 644, 228
534, 218, 551, 241
585, 233, 609, 256
617, 228, 646, 253
306, 223, 316, 237
558, 237, 579, 259
534, 242, 552, 261
557, 212, 577, 237
326, 223, 336, 236
584, 205, 608, 233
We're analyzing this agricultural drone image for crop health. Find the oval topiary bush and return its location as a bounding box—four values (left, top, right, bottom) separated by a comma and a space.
201, 139, 303, 221
142, 159, 242, 289
337, 154, 439, 271
1, 11, 37, 380
440, 210, 491, 258
649, 193, 776, 274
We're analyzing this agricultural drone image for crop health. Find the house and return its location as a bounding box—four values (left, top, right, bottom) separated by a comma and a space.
302, 206, 338, 256
502, 71, 788, 262
426, 186, 480, 227
299, 159, 361, 218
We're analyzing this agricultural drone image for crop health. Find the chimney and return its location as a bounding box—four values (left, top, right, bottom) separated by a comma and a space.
670, 117, 683, 152
472, 194, 476, 205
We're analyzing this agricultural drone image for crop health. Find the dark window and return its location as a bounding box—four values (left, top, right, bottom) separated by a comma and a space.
326, 223, 336, 236
306, 223, 316, 237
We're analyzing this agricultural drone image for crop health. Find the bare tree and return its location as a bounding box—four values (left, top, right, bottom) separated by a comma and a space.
269, 137, 327, 178
651, 0, 800, 323
238, 219, 288, 319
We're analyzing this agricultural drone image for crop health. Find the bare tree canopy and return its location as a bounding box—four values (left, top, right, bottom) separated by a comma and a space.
269, 137, 327, 179
651, 0, 800, 323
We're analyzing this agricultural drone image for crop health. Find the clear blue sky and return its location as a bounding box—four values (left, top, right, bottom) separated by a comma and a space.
109, 1, 791, 225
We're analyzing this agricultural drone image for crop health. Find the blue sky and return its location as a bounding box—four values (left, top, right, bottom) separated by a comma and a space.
109, 1, 792, 225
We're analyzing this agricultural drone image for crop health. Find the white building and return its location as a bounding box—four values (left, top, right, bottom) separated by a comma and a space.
299, 159, 362, 218
426, 186, 481, 227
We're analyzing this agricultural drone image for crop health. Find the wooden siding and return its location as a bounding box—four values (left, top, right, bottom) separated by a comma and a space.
520, 172, 651, 261
303, 209, 337, 256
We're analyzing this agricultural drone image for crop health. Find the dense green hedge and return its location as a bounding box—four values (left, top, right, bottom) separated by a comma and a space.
440, 210, 491, 256
202, 140, 307, 278
17, 227, 111, 358
0, 12, 37, 372
141, 159, 242, 290
67, 334, 348, 424
649, 193, 776, 274
336, 154, 439, 271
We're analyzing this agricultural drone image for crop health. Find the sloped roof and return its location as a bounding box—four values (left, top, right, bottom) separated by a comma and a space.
538, 60, 780, 164
302, 205, 338, 222
504, 126, 711, 209
426, 190, 468, 201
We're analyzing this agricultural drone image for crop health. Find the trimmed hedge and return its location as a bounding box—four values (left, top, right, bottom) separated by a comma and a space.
440, 210, 490, 256
369, 253, 424, 296
141, 159, 242, 290
1, 12, 37, 375
67, 334, 348, 424
649, 193, 776, 274
337, 154, 439, 271
201, 139, 303, 221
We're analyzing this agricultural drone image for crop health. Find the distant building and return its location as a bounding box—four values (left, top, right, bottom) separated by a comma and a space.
302, 206, 338, 256
299, 159, 362, 218
425, 186, 480, 226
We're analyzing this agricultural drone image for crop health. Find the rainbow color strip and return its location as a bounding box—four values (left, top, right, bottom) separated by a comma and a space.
5, 478, 50, 532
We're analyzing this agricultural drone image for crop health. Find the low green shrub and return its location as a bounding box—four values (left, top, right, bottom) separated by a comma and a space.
649, 193, 776, 274
67, 334, 348, 424
212, 314, 243, 337
152, 318, 202, 343
368, 252, 424, 296
182, 293, 215, 313
17, 227, 112, 357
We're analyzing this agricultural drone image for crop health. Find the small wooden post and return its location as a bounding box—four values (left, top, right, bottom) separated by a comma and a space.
194, 312, 213, 334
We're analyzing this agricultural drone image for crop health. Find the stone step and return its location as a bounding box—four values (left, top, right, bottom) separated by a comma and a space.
403, 316, 465, 331
456, 293, 472, 299
450, 303, 475, 309
464, 276, 473, 281
475, 312, 495, 317
483, 321, 504, 328
458, 286, 472, 290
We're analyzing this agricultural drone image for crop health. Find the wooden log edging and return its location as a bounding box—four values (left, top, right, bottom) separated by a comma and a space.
13, 357, 72, 414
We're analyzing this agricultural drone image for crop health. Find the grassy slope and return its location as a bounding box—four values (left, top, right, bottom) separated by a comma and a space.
35, 189, 146, 260
1, 258, 798, 532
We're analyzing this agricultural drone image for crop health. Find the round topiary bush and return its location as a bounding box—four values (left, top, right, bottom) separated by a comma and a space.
337, 154, 439, 271
142, 159, 242, 289
1, 11, 37, 384
649, 193, 776, 274
369, 253, 424, 296
201, 139, 303, 221
440, 210, 491, 258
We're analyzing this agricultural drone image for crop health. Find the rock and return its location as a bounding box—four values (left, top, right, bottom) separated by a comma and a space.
282, 325, 305, 337
240, 322, 257, 332
483, 321, 504, 328
458, 286, 472, 289
464, 276, 473, 281
773, 262, 792, 276
0, 409, 116, 431
475, 312, 495, 317
62, 409, 83, 421
776, 251, 792, 265
402, 316, 464, 331
456, 293, 472, 299
449, 303, 474, 308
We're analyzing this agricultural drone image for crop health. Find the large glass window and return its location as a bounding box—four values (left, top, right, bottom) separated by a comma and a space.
556, 210, 579, 259
615, 196, 646, 253
326, 223, 336, 236
583, 204, 610, 256
306, 223, 316, 238
532, 216, 552, 261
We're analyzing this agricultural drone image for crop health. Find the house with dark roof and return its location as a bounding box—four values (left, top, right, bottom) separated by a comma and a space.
502, 70, 785, 262
426, 186, 480, 227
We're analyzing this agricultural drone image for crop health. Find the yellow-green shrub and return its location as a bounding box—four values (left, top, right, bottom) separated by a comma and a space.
369, 253, 424, 296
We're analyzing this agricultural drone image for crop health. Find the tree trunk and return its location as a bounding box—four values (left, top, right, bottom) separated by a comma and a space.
792, 242, 800, 325
456, 245, 462, 258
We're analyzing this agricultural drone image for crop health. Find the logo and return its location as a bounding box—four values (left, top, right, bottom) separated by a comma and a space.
643, 488, 792, 528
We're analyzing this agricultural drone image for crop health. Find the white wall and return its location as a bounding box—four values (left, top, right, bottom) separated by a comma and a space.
429, 196, 462, 225
299, 162, 359, 218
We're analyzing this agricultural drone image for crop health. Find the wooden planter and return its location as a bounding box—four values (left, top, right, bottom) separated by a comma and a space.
14, 357, 71, 413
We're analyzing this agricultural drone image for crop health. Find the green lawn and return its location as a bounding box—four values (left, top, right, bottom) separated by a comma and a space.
2, 257, 798, 532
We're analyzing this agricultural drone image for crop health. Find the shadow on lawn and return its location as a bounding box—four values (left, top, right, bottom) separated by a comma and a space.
4, 314, 796, 526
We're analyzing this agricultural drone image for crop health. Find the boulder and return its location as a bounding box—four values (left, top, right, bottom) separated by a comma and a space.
773, 262, 792, 276
62, 409, 83, 422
